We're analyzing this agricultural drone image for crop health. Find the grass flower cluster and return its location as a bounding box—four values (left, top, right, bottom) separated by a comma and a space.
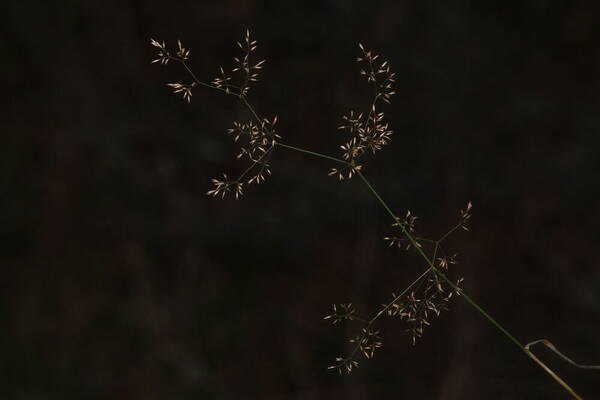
150, 30, 598, 399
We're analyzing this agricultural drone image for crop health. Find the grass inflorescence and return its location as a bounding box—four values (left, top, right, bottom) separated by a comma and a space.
150, 30, 598, 399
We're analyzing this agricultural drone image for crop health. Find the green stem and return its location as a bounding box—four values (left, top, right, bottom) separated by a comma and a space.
437, 272, 524, 348
356, 170, 398, 220
275, 142, 347, 164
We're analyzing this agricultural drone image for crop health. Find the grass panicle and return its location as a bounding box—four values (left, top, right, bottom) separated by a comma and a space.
150, 31, 599, 399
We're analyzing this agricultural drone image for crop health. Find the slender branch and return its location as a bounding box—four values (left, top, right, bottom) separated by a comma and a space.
239, 95, 262, 125
369, 267, 433, 326
276, 142, 347, 164
437, 222, 463, 245
343, 266, 433, 364
236, 145, 275, 182
356, 171, 398, 221
171, 57, 227, 92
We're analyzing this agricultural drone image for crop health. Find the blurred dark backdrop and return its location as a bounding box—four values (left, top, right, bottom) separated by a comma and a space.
2, 1, 600, 399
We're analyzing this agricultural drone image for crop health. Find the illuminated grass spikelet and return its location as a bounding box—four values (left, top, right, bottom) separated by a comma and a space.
167, 82, 196, 103
150, 38, 170, 64
323, 303, 356, 324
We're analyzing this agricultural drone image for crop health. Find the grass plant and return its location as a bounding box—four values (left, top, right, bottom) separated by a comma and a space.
150, 31, 598, 399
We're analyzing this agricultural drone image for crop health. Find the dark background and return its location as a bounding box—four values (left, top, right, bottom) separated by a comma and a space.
3, 1, 600, 399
